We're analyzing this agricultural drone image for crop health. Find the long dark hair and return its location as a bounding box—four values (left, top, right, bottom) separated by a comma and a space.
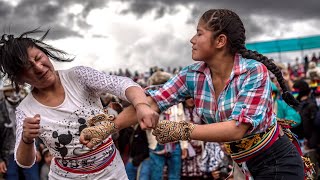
0, 28, 73, 86
200, 9, 299, 107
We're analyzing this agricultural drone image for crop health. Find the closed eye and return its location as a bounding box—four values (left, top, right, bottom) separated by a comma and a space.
35, 55, 42, 61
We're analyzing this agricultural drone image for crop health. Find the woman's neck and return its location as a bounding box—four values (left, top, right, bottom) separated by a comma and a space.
207, 53, 234, 79
32, 72, 62, 97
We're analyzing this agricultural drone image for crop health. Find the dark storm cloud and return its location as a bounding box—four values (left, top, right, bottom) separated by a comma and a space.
0, 1, 12, 17
0, 0, 110, 40
121, 0, 320, 20
120, 0, 320, 40
120, 0, 181, 19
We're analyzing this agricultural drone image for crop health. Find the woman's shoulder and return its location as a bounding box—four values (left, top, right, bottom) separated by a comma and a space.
58, 66, 95, 79
59, 66, 90, 74
17, 94, 33, 111
179, 62, 206, 73
239, 56, 268, 74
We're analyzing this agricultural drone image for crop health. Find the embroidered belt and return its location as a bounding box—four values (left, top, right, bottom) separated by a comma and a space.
224, 122, 280, 163
54, 138, 116, 174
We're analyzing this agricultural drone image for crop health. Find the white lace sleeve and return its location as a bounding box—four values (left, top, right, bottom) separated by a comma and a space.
14, 108, 36, 168
73, 66, 141, 102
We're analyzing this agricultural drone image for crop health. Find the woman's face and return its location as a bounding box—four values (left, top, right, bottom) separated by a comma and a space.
17, 47, 57, 89
190, 20, 216, 61
44, 152, 53, 165
185, 98, 195, 108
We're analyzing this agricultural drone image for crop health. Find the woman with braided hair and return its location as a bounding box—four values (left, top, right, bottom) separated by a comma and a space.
0, 29, 159, 179
81, 9, 310, 179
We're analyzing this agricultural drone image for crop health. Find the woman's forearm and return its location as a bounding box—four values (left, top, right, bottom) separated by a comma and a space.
114, 105, 139, 130
125, 86, 149, 107
190, 120, 251, 142
16, 140, 36, 167
115, 96, 160, 130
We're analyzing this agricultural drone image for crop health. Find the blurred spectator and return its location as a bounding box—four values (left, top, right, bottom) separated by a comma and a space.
292, 80, 319, 179
199, 142, 232, 179
125, 68, 132, 78
125, 124, 150, 180
274, 62, 294, 92
104, 101, 123, 156
304, 55, 310, 73
106, 102, 123, 115
146, 71, 187, 180
133, 71, 139, 82
0, 83, 41, 180
311, 52, 318, 63
306, 61, 320, 81
40, 148, 52, 180
271, 82, 301, 127
100, 93, 119, 108
118, 68, 124, 76
181, 98, 204, 180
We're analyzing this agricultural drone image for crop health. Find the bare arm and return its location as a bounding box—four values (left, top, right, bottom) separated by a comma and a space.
153, 120, 251, 144
80, 92, 160, 148
115, 96, 160, 130
124, 86, 150, 109
15, 113, 40, 167
16, 139, 37, 167
190, 120, 251, 142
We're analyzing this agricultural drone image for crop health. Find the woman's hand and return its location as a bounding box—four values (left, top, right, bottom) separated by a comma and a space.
152, 121, 195, 144
181, 148, 188, 159
22, 114, 41, 144
80, 114, 118, 149
135, 103, 159, 129
36, 150, 42, 163
0, 161, 7, 173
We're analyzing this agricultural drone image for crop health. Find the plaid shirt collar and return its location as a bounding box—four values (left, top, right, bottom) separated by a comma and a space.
190, 54, 248, 78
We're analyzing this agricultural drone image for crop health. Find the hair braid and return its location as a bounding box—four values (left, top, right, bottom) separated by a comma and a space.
201, 9, 299, 107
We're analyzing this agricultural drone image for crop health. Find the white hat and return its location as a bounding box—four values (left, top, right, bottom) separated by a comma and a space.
0, 78, 14, 91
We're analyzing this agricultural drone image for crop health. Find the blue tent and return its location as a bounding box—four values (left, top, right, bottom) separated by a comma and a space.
246, 35, 320, 54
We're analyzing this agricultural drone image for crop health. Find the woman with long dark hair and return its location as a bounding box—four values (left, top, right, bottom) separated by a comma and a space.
0, 29, 158, 179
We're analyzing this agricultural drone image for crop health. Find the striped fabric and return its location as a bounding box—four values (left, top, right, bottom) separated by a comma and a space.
224, 123, 279, 163
54, 138, 116, 174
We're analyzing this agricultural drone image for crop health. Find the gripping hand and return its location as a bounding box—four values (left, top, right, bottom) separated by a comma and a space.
80, 114, 118, 148
152, 121, 195, 144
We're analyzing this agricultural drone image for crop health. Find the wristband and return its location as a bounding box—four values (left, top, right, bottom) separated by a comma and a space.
22, 134, 34, 144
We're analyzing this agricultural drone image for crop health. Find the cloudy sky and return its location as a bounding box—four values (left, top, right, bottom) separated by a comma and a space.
1, 0, 320, 74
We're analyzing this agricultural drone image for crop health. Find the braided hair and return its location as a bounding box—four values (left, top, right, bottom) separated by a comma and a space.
0, 28, 73, 87
200, 9, 298, 107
